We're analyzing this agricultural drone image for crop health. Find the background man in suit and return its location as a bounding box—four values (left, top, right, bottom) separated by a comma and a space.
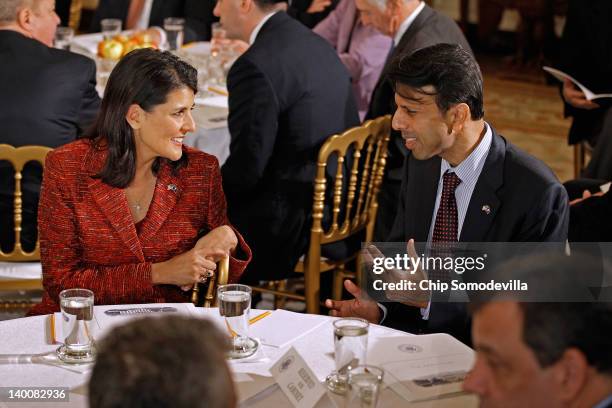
91, 0, 217, 42
214, 1, 359, 283
0, 0, 100, 253
464, 254, 612, 408
354, 0, 471, 241
326, 44, 568, 343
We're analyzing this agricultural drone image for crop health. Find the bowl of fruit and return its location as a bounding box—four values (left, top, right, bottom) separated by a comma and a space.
97, 32, 159, 60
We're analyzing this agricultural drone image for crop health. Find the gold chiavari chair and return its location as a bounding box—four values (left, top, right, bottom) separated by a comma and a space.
253, 115, 392, 314
191, 255, 229, 307
0, 144, 52, 309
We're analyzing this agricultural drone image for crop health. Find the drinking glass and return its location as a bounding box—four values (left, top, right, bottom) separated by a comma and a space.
326, 318, 369, 394
217, 284, 258, 359
210, 22, 227, 56
344, 365, 385, 408
56, 288, 96, 363
163, 17, 185, 51
54, 26, 74, 50
100, 18, 122, 40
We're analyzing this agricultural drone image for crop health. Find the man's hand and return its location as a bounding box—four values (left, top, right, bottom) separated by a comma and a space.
307, 0, 332, 13
325, 280, 381, 324
563, 79, 600, 110
570, 189, 605, 206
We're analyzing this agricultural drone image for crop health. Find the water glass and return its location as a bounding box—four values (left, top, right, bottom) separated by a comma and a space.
56, 288, 96, 364
54, 26, 74, 50
217, 284, 258, 359
164, 17, 185, 51
326, 318, 369, 394
100, 18, 122, 40
211, 22, 227, 56
344, 365, 385, 408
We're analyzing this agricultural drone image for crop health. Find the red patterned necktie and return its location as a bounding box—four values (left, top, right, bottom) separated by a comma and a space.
432, 171, 462, 243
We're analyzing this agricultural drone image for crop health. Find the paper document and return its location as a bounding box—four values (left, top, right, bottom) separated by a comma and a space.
248, 309, 328, 348
543, 66, 612, 101
368, 333, 475, 402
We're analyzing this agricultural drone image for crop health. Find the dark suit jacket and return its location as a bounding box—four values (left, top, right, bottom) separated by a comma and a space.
221, 12, 359, 282
91, 0, 217, 42
384, 126, 569, 343
558, 0, 612, 146
367, 4, 472, 240
0, 30, 100, 253
569, 190, 612, 242
29, 140, 251, 315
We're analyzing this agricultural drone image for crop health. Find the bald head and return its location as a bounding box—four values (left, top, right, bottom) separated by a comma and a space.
0, 0, 59, 47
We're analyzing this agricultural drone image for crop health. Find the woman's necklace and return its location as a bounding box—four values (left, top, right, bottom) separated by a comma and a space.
126, 176, 157, 216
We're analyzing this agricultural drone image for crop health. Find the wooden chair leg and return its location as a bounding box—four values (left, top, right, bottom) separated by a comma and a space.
333, 265, 345, 301
273, 280, 288, 310
574, 143, 584, 179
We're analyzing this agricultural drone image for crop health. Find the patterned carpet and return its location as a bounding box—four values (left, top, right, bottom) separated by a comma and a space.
479, 54, 574, 182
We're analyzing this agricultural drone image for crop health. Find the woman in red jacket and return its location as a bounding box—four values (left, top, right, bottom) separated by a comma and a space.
29, 49, 251, 315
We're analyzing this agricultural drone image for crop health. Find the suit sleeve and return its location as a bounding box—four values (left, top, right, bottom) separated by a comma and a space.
77, 58, 101, 135
221, 57, 279, 200
386, 158, 408, 242
516, 182, 569, 242
569, 191, 612, 242
205, 157, 252, 282
38, 152, 158, 305
182, 0, 216, 42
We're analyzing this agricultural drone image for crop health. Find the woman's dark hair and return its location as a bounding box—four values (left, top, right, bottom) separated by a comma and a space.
85, 48, 198, 188
387, 43, 485, 120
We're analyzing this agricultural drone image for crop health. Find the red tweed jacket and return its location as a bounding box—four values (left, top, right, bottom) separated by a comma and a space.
29, 139, 251, 315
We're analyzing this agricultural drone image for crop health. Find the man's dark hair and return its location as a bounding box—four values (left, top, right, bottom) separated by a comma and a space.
471, 253, 612, 375
85, 48, 197, 188
387, 43, 485, 120
89, 315, 235, 408
252, 0, 286, 10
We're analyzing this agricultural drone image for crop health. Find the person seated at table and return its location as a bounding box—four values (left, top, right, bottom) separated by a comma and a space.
90, 0, 218, 43
89, 315, 236, 408
28, 48, 251, 316
312, 0, 392, 120
0, 0, 101, 254
463, 254, 612, 408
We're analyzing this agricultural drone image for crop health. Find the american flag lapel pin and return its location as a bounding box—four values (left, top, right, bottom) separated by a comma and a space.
167, 184, 178, 192
481, 204, 491, 215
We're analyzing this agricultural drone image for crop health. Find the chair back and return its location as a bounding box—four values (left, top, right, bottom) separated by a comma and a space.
191, 256, 229, 307
0, 144, 52, 262
308, 115, 391, 257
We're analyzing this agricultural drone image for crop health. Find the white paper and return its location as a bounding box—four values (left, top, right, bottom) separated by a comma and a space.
367, 333, 474, 402
249, 309, 328, 349
600, 182, 611, 194
270, 347, 326, 408
543, 66, 612, 101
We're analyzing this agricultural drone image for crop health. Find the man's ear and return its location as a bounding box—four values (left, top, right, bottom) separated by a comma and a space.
553, 348, 589, 403
16, 6, 34, 31
240, 0, 254, 13
126, 104, 144, 130
386, 0, 401, 32
446, 103, 470, 135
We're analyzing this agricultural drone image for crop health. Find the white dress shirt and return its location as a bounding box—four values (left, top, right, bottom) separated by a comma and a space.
249, 11, 278, 45
393, 1, 425, 46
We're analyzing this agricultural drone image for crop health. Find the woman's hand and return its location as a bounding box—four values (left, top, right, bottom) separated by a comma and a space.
151, 247, 226, 287
195, 225, 238, 256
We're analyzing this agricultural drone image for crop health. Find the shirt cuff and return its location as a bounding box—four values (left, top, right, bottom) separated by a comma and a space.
151, 26, 167, 48
377, 303, 388, 324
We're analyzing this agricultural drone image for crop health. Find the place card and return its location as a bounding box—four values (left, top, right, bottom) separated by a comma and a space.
269, 347, 325, 408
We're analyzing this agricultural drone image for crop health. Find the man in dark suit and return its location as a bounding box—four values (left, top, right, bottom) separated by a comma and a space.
464, 254, 612, 408
214, 1, 359, 282
0, 0, 100, 253
558, 0, 612, 180
326, 44, 568, 342
354, 0, 472, 241
564, 179, 612, 242
91, 0, 216, 42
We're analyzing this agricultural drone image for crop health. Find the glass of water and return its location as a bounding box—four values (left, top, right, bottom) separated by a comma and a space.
210, 22, 227, 56
217, 284, 258, 359
164, 17, 185, 51
344, 365, 384, 408
326, 318, 369, 394
54, 26, 74, 50
100, 18, 122, 40
56, 288, 96, 364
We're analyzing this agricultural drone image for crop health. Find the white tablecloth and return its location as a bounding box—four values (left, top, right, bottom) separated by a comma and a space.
0, 307, 477, 408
